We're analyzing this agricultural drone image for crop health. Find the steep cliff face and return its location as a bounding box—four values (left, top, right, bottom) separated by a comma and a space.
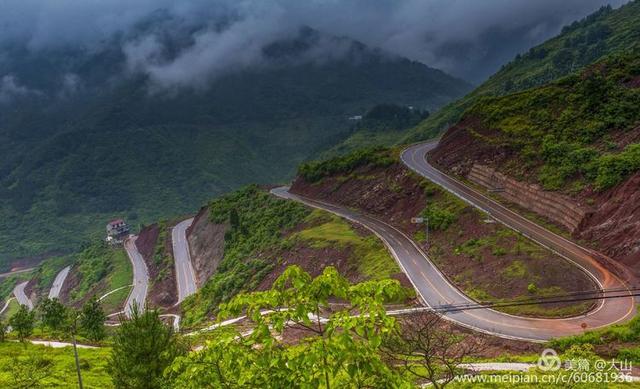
186, 207, 227, 286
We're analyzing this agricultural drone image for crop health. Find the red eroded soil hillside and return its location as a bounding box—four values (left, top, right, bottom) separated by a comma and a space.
136, 223, 177, 307
290, 159, 596, 317
430, 120, 640, 272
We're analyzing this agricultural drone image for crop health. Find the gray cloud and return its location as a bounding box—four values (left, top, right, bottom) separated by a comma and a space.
0, 75, 42, 103
0, 0, 629, 88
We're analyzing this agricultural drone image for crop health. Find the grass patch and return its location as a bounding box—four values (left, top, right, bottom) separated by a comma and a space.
0, 270, 34, 303
502, 261, 526, 279
69, 243, 131, 309
467, 286, 592, 318
100, 249, 133, 313
32, 255, 75, 295
0, 342, 112, 388
1, 298, 20, 320
549, 312, 640, 351
292, 210, 400, 280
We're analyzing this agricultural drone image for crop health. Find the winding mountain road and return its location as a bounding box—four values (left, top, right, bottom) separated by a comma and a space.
124, 236, 149, 317
172, 218, 198, 303
48, 265, 71, 299
13, 281, 34, 310
272, 141, 636, 341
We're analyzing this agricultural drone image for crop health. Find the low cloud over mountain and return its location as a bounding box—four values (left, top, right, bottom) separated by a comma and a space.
0, 0, 628, 88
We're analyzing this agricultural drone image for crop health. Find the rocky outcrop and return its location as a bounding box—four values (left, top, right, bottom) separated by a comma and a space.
468, 164, 588, 232
186, 206, 227, 286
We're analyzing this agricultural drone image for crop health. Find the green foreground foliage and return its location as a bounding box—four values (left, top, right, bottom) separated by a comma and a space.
170, 266, 410, 388
0, 342, 112, 388
109, 306, 187, 389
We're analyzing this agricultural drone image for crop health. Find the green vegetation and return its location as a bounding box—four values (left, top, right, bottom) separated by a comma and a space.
466, 52, 640, 191
298, 147, 395, 182
1, 299, 19, 320
404, 1, 640, 143
181, 185, 310, 326
39, 298, 67, 333
100, 248, 133, 313
170, 266, 410, 388
0, 270, 34, 303
415, 178, 593, 318
109, 306, 186, 388
0, 38, 470, 269
420, 181, 466, 231
355, 104, 429, 132
69, 242, 131, 312
292, 210, 400, 280
0, 342, 112, 388
31, 255, 74, 295
9, 305, 35, 342
550, 312, 640, 351
79, 298, 107, 342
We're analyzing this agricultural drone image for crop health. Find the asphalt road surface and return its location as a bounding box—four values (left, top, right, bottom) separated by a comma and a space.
124, 236, 149, 317
48, 265, 71, 299
172, 218, 198, 303
272, 166, 634, 341
0, 267, 35, 279
13, 281, 34, 310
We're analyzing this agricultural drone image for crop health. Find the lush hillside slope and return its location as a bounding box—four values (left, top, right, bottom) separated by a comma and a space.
430, 51, 640, 265
180, 185, 406, 327
403, 1, 640, 142
0, 28, 470, 269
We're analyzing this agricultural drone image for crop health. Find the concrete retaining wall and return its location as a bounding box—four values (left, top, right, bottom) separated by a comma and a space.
468, 164, 587, 232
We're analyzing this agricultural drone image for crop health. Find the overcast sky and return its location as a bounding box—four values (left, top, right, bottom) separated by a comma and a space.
0, 0, 629, 84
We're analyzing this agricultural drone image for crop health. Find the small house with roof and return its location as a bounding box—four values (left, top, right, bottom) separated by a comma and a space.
106, 219, 130, 244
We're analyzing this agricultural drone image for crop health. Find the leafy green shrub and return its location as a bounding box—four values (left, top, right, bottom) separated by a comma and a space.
595, 143, 640, 190
298, 147, 394, 182
421, 204, 457, 231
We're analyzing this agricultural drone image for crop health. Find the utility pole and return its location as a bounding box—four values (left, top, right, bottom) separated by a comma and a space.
411, 216, 429, 249
71, 314, 84, 389
425, 217, 429, 249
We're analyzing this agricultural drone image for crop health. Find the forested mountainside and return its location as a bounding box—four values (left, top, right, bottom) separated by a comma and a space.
0, 25, 470, 269
404, 1, 640, 142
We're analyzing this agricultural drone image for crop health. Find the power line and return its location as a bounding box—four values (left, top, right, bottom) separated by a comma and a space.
433, 290, 639, 314
434, 286, 640, 313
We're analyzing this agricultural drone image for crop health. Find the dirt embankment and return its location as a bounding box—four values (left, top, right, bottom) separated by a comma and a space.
430, 119, 640, 274
136, 223, 177, 308
291, 160, 596, 316
186, 207, 227, 286
58, 268, 80, 306
292, 164, 428, 236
